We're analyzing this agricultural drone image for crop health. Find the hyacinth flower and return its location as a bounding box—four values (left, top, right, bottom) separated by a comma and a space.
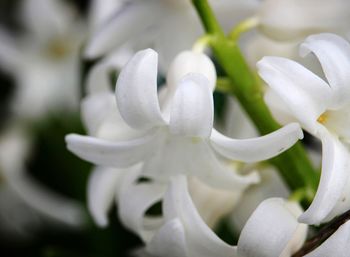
66, 48, 303, 196
84, 0, 259, 69
258, 33, 350, 225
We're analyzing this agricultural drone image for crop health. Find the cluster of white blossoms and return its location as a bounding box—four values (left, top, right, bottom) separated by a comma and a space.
63, 0, 350, 256
1, 0, 350, 255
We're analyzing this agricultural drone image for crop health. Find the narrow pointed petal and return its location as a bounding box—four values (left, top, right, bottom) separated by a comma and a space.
116, 49, 165, 130
118, 176, 166, 243
88, 0, 123, 32
299, 127, 350, 225
164, 176, 236, 257
300, 33, 350, 108
146, 219, 188, 257
87, 167, 123, 227
237, 198, 306, 257
304, 221, 350, 257
210, 123, 303, 163
170, 74, 213, 138
65, 131, 159, 168
85, 2, 160, 58
257, 56, 331, 130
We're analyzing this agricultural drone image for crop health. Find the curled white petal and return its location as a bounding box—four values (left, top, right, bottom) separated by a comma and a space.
169, 74, 213, 138
118, 175, 165, 243
116, 49, 165, 130
146, 218, 188, 257
87, 167, 123, 227
299, 127, 350, 225
300, 33, 350, 109
237, 198, 306, 257
210, 123, 303, 163
163, 176, 235, 257
257, 56, 331, 130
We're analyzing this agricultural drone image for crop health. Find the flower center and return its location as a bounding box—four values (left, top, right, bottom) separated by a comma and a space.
46, 39, 70, 59
317, 112, 328, 124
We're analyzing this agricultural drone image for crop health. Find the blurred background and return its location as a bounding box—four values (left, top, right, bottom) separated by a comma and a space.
0, 0, 143, 256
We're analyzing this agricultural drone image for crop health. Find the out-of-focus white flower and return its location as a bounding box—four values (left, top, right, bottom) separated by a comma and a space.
66, 48, 303, 192
0, 125, 86, 228
257, 0, 350, 42
258, 33, 350, 225
0, 0, 85, 119
84, 0, 259, 69
143, 176, 307, 257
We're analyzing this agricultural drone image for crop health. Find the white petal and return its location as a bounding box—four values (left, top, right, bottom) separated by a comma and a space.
6, 172, 85, 227
299, 126, 350, 225
85, 2, 160, 58
116, 49, 165, 130
169, 74, 213, 138
81, 92, 116, 136
87, 167, 123, 227
164, 176, 235, 257
0, 28, 22, 73
264, 89, 297, 126
258, 56, 332, 131
300, 33, 350, 109
88, 0, 123, 32
304, 221, 350, 257
166, 51, 216, 94
146, 218, 188, 257
210, 123, 303, 163
325, 105, 350, 141
65, 131, 160, 168
237, 198, 304, 257
118, 176, 166, 243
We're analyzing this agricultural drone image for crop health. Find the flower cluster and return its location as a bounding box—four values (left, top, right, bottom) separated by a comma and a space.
1, 0, 350, 255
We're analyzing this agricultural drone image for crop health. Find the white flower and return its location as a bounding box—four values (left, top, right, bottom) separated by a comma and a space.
258, 33, 350, 225
66, 48, 303, 192
0, 0, 84, 119
84, 0, 259, 69
144, 176, 307, 257
78, 49, 293, 227
257, 0, 350, 41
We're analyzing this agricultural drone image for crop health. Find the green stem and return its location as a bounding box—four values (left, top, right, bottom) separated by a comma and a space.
191, 0, 319, 195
